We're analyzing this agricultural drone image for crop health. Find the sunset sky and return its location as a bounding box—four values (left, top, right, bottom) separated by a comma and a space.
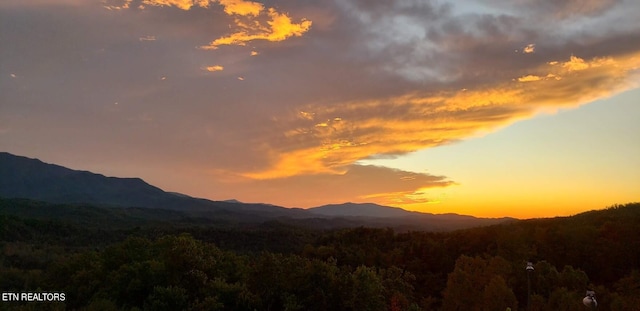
1, 0, 638, 218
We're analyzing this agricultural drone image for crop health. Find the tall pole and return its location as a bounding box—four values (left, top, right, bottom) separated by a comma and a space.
526, 262, 534, 311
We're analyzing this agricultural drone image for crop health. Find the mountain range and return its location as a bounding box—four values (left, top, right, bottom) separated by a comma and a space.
0, 152, 514, 231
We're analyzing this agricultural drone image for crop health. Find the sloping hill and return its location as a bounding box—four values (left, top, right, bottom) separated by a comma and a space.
309, 202, 413, 218
309, 202, 514, 230
1, 152, 174, 207
0, 152, 304, 219
0, 152, 513, 231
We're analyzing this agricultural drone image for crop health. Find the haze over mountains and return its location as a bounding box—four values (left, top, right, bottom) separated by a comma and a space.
0, 152, 513, 231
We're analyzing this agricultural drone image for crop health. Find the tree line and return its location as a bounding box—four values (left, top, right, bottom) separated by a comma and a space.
1, 200, 639, 310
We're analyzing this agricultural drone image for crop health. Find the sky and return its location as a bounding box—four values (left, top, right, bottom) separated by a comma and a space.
1, 0, 639, 218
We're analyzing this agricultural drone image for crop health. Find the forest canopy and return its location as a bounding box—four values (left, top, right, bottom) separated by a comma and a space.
1, 199, 639, 310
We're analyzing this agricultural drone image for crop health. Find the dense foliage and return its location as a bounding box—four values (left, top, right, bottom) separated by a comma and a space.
1, 199, 639, 310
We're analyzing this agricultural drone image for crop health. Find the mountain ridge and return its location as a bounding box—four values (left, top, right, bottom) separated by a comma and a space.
308, 202, 435, 218
0, 151, 514, 230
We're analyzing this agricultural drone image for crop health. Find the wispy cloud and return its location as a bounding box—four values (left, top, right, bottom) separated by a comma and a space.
217, 0, 263, 16
244, 53, 640, 180
201, 8, 312, 49
136, 0, 311, 50
523, 43, 535, 54
561, 55, 590, 71
211, 164, 453, 207
141, 0, 208, 10
203, 65, 224, 72
139, 35, 156, 41
102, 0, 132, 10
518, 75, 542, 82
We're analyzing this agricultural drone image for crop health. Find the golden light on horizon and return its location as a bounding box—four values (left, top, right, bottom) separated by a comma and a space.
231, 52, 640, 217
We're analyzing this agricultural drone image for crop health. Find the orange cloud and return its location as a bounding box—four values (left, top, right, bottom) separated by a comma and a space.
141, 0, 208, 10
245, 52, 640, 180
216, 164, 452, 208
217, 0, 263, 16
136, 0, 312, 50
561, 55, 590, 71
140, 0, 264, 15
518, 75, 542, 82
523, 43, 535, 54
360, 187, 445, 206
203, 65, 224, 72
102, 0, 132, 10
202, 8, 312, 49
266, 9, 312, 41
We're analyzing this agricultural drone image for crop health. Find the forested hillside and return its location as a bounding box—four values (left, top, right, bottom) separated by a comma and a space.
1, 200, 639, 310
0, 152, 514, 232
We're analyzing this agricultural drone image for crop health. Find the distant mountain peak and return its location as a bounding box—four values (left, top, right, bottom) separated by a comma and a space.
308, 202, 420, 218
223, 199, 243, 204
0, 152, 169, 207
